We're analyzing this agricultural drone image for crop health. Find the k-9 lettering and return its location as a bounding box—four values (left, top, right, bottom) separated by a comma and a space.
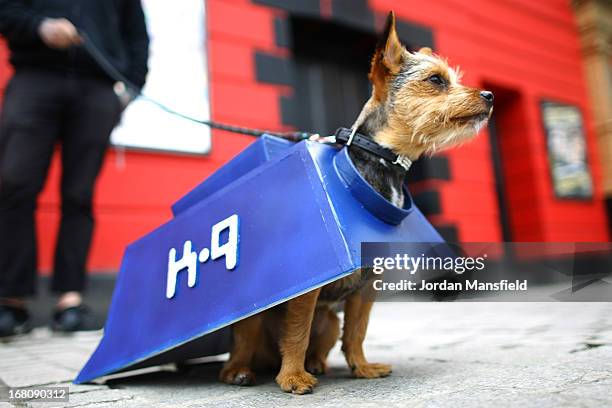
166, 214, 240, 299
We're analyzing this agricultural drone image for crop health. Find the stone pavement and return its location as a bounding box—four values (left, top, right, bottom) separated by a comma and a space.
1, 302, 611, 407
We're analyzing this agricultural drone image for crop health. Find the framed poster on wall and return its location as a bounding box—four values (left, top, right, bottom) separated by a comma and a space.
110, 0, 211, 154
541, 101, 593, 199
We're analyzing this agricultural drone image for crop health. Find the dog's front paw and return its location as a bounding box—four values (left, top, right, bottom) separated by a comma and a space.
305, 356, 327, 375
219, 366, 256, 386
351, 363, 392, 379
276, 370, 318, 394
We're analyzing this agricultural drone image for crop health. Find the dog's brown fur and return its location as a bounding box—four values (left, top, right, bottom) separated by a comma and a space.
220, 11, 493, 394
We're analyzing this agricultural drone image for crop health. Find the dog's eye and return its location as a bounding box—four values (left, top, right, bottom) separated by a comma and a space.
428, 74, 445, 86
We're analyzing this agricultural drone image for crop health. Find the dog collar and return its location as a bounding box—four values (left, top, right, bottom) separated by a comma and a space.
334, 127, 412, 171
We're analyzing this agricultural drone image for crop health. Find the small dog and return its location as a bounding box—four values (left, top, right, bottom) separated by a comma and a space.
219, 11, 493, 394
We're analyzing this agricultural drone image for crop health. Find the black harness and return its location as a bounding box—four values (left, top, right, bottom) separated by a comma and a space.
334, 127, 412, 171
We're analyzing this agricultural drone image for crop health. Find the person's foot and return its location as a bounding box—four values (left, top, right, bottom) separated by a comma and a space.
52, 305, 96, 333
0, 304, 32, 338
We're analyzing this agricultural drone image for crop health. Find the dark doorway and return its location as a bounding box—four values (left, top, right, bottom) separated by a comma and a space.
487, 112, 513, 242
291, 17, 377, 136
484, 84, 524, 243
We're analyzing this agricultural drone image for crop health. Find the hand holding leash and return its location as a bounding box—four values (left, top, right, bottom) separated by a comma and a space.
39, 18, 82, 49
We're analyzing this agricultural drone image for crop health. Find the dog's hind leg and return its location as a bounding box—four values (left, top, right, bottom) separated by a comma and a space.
342, 290, 391, 378
306, 305, 340, 375
219, 314, 262, 386
275, 288, 321, 394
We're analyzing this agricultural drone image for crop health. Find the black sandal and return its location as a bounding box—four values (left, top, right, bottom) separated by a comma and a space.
0, 304, 32, 338
52, 305, 96, 333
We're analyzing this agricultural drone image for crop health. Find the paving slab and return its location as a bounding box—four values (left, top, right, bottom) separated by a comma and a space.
0, 302, 611, 407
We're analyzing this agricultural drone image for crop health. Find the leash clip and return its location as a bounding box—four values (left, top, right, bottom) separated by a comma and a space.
346, 128, 357, 146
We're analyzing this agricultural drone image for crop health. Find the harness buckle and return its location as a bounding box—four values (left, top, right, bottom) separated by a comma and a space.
393, 155, 413, 171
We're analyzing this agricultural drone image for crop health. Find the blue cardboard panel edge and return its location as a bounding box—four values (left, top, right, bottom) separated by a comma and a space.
171, 135, 294, 216
76, 137, 444, 384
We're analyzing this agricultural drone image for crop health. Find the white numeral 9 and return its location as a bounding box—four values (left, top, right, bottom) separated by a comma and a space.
211, 214, 239, 270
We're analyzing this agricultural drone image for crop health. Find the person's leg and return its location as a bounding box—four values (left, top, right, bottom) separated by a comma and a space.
51, 77, 120, 306
0, 71, 62, 301
0, 70, 63, 336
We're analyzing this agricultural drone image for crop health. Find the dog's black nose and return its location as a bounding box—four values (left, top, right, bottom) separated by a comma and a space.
480, 91, 494, 104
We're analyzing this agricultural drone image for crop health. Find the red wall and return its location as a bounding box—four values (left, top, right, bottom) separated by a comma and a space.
0, 0, 608, 275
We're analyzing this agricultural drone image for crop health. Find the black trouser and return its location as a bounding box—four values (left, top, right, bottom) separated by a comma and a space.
0, 69, 121, 297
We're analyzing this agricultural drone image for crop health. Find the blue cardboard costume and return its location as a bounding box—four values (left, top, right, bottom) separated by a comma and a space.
75, 136, 443, 383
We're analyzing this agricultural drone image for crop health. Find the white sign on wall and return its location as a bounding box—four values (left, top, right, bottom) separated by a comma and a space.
111, 0, 211, 154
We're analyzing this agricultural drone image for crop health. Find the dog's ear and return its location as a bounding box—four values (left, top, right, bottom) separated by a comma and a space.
370, 11, 404, 100
418, 47, 433, 56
